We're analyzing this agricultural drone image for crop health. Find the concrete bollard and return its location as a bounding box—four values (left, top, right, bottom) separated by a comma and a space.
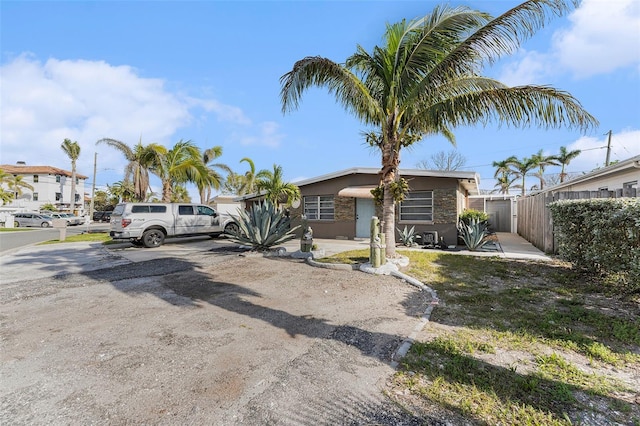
52, 218, 67, 241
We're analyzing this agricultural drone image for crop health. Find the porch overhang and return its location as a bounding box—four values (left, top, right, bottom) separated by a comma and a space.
337, 185, 377, 199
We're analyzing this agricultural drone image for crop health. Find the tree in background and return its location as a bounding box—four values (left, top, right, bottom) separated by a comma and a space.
150, 140, 210, 203
170, 184, 191, 202
198, 146, 230, 204
281, 1, 597, 256
61, 138, 81, 213
108, 181, 135, 203
507, 156, 538, 196
417, 150, 467, 171
0, 169, 14, 205
556, 145, 581, 183
255, 164, 300, 209
492, 158, 516, 194
97, 138, 166, 202
531, 149, 559, 191
93, 189, 118, 211
6, 174, 34, 199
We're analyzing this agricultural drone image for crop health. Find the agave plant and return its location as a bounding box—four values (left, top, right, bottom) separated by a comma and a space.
396, 225, 417, 247
227, 200, 300, 251
458, 218, 492, 251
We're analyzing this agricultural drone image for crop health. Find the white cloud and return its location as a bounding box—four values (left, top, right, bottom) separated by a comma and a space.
553, 0, 640, 78
235, 121, 285, 148
565, 128, 640, 172
0, 54, 259, 183
497, 0, 640, 83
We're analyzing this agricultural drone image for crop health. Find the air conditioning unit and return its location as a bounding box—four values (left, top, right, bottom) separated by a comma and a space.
422, 231, 438, 245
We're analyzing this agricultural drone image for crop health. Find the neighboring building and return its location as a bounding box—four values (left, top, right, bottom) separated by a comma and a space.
540, 155, 640, 196
469, 194, 519, 233
237, 167, 479, 245
0, 162, 88, 214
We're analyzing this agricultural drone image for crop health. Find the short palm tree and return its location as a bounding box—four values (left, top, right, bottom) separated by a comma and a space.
151, 140, 210, 203
6, 174, 34, 199
108, 181, 135, 203
97, 138, 166, 201
556, 145, 581, 183
0, 169, 14, 204
255, 164, 300, 209
61, 138, 81, 212
280, 0, 598, 257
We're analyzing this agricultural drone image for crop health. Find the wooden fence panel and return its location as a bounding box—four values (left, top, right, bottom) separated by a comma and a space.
516, 189, 637, 254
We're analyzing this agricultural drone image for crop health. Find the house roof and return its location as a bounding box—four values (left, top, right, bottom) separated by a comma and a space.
533, 155, 640, 194
235, 167, 480, 201
0, 164, 88, 179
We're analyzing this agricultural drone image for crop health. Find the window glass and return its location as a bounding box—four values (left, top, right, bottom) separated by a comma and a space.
197, 206, 215, 216
178, 205, 194, 215
400, 191, 433, 222
131, 205, 150, 213
55, 193, 61, 201
33, 175, 39, 183
33, 193, 39, 201
149, 205, 167, 213
56, 176, 61, 183
304, 196, 334, 220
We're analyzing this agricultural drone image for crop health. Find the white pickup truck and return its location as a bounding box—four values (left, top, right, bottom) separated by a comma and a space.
109, 202, 239, 248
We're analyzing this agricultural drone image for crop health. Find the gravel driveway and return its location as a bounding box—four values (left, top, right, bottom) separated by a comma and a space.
1, 247, 439, 425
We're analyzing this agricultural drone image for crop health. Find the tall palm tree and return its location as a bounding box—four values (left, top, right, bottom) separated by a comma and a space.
531, 149, 559, 190
507, 156, 538, 196
255, 164, 300, 209
61, 138, 81, 212
239, 157, 268, 195
198, 146, 231, 204
556, 145, 581, 183
97, 138, 166, 202
151, 140, 210, 203
170, 184, 191, 202
280, 1, 598, 257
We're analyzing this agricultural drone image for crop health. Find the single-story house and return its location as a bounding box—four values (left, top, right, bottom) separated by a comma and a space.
237, 167, 480, 245
537, 154, 639, 196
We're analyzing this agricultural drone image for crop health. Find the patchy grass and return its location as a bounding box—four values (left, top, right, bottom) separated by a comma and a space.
0, 227, 36, 232
322, 249, 640, 425
39, 232, 112, 245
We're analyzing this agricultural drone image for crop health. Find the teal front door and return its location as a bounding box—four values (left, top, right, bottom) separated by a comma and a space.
356, 198, 376, 238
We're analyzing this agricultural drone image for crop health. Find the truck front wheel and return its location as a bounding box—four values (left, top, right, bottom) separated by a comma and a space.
142, 229, 165, 248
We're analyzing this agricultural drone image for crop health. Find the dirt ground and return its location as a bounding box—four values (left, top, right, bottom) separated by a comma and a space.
0, 249, 451, 425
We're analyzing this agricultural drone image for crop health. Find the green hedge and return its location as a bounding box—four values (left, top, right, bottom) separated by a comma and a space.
548, 198, 640, 292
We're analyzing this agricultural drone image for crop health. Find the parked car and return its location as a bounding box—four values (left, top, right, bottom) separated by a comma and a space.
109, 202, 236, 247
47, 212, 82, 226
14, 212, 54, 228
93, 211, 112, 222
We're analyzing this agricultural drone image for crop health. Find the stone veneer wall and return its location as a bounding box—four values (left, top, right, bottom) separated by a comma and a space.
334, 196, 355, 221
433, 188, 457, 224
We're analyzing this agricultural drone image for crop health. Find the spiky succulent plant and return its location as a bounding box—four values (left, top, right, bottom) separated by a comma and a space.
226, 200, 299, 251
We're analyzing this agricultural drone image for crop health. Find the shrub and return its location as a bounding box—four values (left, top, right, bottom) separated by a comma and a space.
549, 198, 640, 292
457, 218, 492, 251
226, 200, 300, 251
459, 209, 489, 226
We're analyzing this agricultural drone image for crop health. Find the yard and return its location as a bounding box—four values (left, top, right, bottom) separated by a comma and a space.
327, 250, 640, 425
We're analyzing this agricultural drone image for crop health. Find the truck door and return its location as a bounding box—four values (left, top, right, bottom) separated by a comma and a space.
196, 205, 219, 232
176, 205, 197, 234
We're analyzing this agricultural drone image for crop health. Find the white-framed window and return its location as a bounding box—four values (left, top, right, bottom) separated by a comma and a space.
55, 192, 62, 201
56, 175, 61, 183
399, 190, 433, 222
304, 195, 334, 220
623, 180, 637, 188
33, 192, 39, 201
33, 175, 39, 183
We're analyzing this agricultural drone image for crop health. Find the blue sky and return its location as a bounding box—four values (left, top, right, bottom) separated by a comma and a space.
1, 0, 639, 198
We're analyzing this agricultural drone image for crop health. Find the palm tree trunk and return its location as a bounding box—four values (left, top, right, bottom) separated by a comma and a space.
162, 180, 173, 203
381, 135, 400, 258
70, 161, 77, 214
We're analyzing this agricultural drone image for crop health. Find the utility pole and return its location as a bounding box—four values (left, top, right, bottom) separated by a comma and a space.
605, 130, 612, 166
89, 152, 97, 224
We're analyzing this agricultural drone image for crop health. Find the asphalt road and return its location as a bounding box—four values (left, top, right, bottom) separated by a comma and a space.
0, 223, 110, 253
